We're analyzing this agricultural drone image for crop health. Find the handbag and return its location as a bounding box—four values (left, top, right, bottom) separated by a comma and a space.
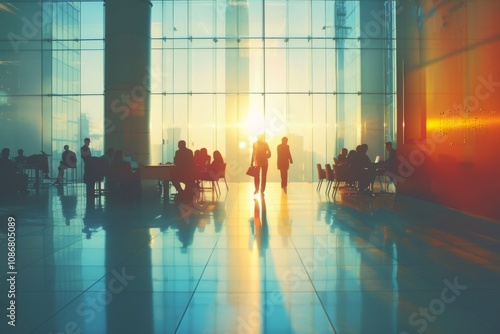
246, 166, 259, 177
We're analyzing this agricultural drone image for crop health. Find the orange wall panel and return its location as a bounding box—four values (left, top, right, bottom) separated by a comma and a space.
397, 0, 500, 220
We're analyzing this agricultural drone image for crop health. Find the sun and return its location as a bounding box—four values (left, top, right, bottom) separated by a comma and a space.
242, 110, 265, 140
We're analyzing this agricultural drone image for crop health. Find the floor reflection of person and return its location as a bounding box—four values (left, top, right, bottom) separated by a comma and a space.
278, 191, 291, 245
251, 134, 271, 195
176, 217, 198, 253
58, 186, 77, 225
251, 198, 269, 257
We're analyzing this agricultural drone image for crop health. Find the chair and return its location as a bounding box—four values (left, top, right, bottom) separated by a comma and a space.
215, 163, 228, 195
85, 157, 109, 196
197, 168, 217, 195
108, 161, 141, 198
316, 164, 326, 191
65, 167, 77, 184
324, 164, 335, 195
332, 164, 352, 198
198, 163, 228, 197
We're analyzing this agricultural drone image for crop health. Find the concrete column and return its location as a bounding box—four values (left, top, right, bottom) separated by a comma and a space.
225, 0, 249, 180
359, 0, 386, 157
104, 0, 152, 164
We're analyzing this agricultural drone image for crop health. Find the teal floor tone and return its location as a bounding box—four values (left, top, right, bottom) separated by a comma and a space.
0, 181, 499, 334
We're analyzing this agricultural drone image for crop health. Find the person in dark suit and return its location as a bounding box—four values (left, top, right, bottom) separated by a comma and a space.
277, 136, 293, 193
251, 134, 271, 195
172, 140, 195, 196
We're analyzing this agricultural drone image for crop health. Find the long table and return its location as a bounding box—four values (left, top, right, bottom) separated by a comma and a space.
139, 164, 175, 198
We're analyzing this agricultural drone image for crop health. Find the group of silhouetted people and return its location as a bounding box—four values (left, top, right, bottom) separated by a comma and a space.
0, 148, 28, 195
84, 146, 142, 200
334, 141, 397, 193
0, 147, 53, 195
171, 140, 226, 202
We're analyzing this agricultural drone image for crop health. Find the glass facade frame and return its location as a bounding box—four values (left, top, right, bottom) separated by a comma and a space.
0, 0, 396, 182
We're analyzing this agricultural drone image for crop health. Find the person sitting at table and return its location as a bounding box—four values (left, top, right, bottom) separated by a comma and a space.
14, 149, 28, 165
352, 144, 376, 193
0, 148, 17, 194
336, 148, 348, 166
193, 149, 201, 166
199, 148, 211, 167
107, 150, 140, 197
209, 150, 225, 176
172, 140, 195, 199
55, 145, 77, 185
100, 148, 115, 165
343, 149, 357, 185
0, 148, 28, 195
194, 147, 212, 186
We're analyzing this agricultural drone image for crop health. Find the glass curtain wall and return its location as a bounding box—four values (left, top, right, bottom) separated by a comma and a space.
50, 1, 81, 177
334, 0, 360, 151
0, 0, 104, 181
0, 0, 396, 183
152, 0, 341, 182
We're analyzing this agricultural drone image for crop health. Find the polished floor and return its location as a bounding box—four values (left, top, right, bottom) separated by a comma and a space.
0, 181, 499, 334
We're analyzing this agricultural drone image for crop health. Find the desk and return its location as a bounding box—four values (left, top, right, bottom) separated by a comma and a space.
372, 165, 396, 193
21, 164, 43, 190
140, 165, 175, 198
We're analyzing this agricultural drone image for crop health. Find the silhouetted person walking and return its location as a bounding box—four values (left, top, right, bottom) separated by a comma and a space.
251, 134, 271, 195
277, 136, 293, 193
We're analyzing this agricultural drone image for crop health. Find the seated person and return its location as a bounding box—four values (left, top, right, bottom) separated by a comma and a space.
341, 149, 358, 186
208, 150, 225, 179
198, 150, 224, 184
84, 156, 111, 197
14, 149, 28, 165
97, 148, 115, 183
199, 148, 211, 167
55, 145, 77, 184
336, 148, 348, 166
100, 148, 115, 165
351, 144, 376, 192
108, 150, 140, 196
193, 150, 201, 166
0, 148, 28, 194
